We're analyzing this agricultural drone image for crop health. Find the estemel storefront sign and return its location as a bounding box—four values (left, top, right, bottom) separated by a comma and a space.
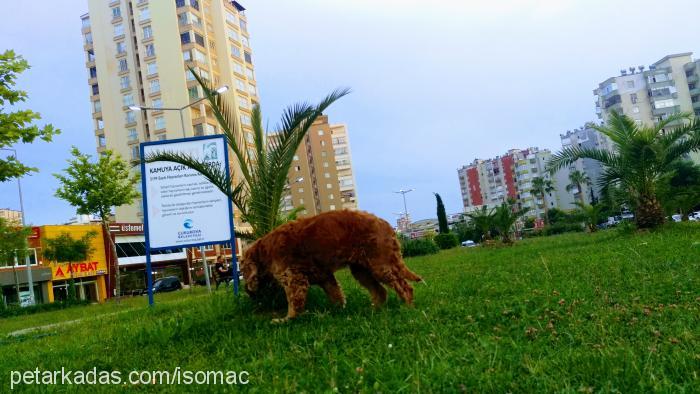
51, 261, 107, 280
141, 135, 233, 250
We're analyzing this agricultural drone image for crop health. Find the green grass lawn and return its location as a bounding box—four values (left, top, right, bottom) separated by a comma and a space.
1, 224, 699, 392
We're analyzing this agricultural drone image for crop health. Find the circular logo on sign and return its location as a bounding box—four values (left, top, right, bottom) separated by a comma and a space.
183, 219, 194, 229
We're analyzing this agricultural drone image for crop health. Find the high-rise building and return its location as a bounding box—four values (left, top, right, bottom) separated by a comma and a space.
81, 0, 258, 223
0, 208, 22, 225
457, 147, 560, 219
595, 53, 698, 129
554, 123, 608, 209
281, 115, 359, 218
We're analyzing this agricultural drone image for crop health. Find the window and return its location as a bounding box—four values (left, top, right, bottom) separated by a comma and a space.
293, 155, 299, 161
131, 146, 140, 160
329, 194, 334, 200
98, 135, 106, 147
149, 79, 160, 93
630, 93, 638, 104
298, 188, 304, 193
227, 28, 239, 41
89, 67, 97, 78
116, 41, 126, 54
199, 69, 209, 81
248, 83, 257, 96
120, 76, 130, 89
140, 7, 150, 21
87, 49, 95, 62
84, 32, 93, 45
245, 132, 254, 143
241, 36, 249, 48
235, 78, 246, 91
93, 100, 102, 113
157, 135, 167, 141
128, 128, 138, 141
194, 49, 207, 63
226, 11, 237, 25
114, 23, 124, 37
318, 130, 325, 136
193, 124, 204, 136
320, 141, 326, 147
239, 19, 247, 32
112, 6, 121, 19
143, 25, 152, 39
176, 0, 185, 7
118, 59, 128, 72
152, 98, 162, 109
329, 205, 336, 210
188, 86, 199, 99
633, 106, 640, 113
321, 151, 327, 158
82, 17, 90, 29
91, 84, 99, 95
230, 44, 241, 58
232, 62, 243, 74
183, 50, 192, 61
625, 80, 634, 89
155, 116, 165, 130
186, 69, 196, 81
244, 51, 252, 64
323, 162, 329, 168
145, 43, 155, 57
180, 32, 191, 44
97, 118, 104, 129
245, 68, 254, 79
190, 13, 202, 28
147, 61, 157, 75
123, 94, 134, 107
126, 111, 136, 124
324, 172, 330, 178
239, 97, 249, 109
326, 183, 332, 189
654, 99, 675, 109
194, 33, 205, 46
241, 114, 251, 125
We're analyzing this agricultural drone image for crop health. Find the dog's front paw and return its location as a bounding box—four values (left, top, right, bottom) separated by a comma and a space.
271, 317, 290, 324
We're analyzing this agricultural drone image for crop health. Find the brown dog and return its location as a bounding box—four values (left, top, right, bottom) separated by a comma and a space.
241, 210, 422, 322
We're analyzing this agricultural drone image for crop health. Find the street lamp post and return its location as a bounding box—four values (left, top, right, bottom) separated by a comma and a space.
393, 188, 414, 233
129, 85, 229, 294
1, 148, 34, 306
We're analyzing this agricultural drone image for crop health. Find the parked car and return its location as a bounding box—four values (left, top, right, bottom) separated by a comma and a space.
152, 276, 182, 293
621, 211, 635, 221
607, 216, 621, 226
671, 214, 682, 223
461, 240, 476, 247
689, 211, 700, 221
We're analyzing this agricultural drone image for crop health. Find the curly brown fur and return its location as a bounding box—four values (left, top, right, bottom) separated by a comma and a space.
241, 210, 422, 321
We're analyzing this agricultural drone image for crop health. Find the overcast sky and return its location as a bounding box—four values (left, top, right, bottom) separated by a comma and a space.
1, 0, 699, 226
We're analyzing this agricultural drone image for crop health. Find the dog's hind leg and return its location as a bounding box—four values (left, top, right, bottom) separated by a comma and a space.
350, 265, 387, 306
320, 274, 346, 307
368, 262, 415, 305
272, 268, 309, 323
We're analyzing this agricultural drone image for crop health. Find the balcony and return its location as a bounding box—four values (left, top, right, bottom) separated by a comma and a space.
652, 105, 680, 117
687, 74, 699, 84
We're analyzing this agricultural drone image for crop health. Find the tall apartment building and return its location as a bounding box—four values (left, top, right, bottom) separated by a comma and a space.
554, 123, 607, 209
0, 208, 22, 225
81, 0, 258, 223
595, 53, 698, 129
281, 115, 359, 218
457, 147, 559, 219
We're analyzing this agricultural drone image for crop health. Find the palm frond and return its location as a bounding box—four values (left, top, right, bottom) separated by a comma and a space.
546, 146, 618, 173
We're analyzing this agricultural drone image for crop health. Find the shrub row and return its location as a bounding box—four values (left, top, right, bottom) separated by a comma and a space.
400, 237, 440, 257
0, 299, 89, 319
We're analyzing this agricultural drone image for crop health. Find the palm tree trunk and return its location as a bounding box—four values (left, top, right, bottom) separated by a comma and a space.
636, 193, 665, 229
542, 193, 549, 225
577, 182, 586, 206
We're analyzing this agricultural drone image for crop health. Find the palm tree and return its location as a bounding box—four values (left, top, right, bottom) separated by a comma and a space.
465, 205, 495, 242
574, 202, 603, 232
146, 70, 349, 239
492, 201, 529, 244
566, 170, 592, 205
547, 111, 700, 228
531, 177, 554, 224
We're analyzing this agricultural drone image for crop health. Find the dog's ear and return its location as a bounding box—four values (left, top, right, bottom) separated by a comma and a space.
241, 243, 260, 294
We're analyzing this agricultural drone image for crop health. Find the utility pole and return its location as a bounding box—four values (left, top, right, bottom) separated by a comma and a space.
394, 188, 414, 233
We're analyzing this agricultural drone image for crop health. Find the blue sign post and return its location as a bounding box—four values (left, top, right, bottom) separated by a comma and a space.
140, 135, 239, 306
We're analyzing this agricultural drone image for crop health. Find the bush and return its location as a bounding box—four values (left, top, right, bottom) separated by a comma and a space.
401, 237, 439, 257
0, 299, 89, 319
616, 220, 637, 235
434, 233, 459, 249
543, 222, 584, 236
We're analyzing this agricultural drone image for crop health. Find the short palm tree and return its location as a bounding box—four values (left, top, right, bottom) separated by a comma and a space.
466, 205, 495, 241
146, 70, 349, 239
573, 201, 603, 232
566, 170, 592, 205
531, 177, 554, 224
492, 201, 529, 244
547, 111, 700, 228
